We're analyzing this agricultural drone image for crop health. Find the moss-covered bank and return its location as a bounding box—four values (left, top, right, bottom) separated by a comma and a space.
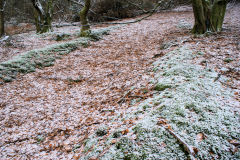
0, 26, 117, 83
79, 47, 240, 160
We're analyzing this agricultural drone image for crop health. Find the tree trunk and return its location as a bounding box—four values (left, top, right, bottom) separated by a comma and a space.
32, 0, 53, 33
210, 0, 227, 32
0, 0, 5, 37
192, 0, 227, 34
80, 0, 91, 36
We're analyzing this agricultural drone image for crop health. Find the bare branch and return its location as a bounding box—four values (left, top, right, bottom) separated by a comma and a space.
0, 0, 6, 12
31, 0, 45, 16
125, 0, 148, 13
68, 0, 97, 14
96, 1, 162, 25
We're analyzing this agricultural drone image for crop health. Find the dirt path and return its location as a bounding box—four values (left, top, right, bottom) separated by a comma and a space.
0, 4, 239, 159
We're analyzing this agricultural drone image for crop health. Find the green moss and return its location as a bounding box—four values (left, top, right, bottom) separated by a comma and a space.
175, 107, 186, 117
36, 135, 45, 144
142, 105, 151, 111
79, 47, 240, 160
0, 26, 119, 83
152, 67, 158, 72
96, 128, 108, 137
134, 110, 144, 115
55, 33, 71, 41
112, 131, 122, 138
197, 51, 204, 55
154, 83, 171, 91
223, 58, 233, 63
154, 101, 161, 106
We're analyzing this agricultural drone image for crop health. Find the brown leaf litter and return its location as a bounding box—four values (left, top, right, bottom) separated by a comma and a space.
0, 3, 240, 159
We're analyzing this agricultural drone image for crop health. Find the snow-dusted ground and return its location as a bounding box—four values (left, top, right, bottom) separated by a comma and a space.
0, 3, 239, 159
80, 47, 239, 159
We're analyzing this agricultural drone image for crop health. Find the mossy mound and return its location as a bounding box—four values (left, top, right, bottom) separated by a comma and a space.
0, 41, 82, 82
0, 26, 118, 83
79, 47, 240, 160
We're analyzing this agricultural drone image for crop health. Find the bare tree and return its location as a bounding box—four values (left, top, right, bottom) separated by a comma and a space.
0, 0, 6, 36
80, 0, 91, 36
31, 0, 54, 33
192, 0, 227, 34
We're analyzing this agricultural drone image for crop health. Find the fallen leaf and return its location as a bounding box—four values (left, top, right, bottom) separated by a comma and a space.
160, 142, 167, 148
122, 129, 129, 135
157, 118, 168, 125
111, 139, 117, 144
228, 139, 240, 146
196, 133, 205, 143
73, 155, 81, 160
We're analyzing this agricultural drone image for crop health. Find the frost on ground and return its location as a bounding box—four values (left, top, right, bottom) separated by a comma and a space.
80, 47, 240, 160
0, 26, 116, 83
0, 3, 239, 159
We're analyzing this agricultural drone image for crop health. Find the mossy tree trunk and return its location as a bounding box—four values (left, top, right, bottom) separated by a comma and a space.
192, 0, 227, 34
32, 0, 53, 34
80, 0, 91, 36
0, 0, 6, 37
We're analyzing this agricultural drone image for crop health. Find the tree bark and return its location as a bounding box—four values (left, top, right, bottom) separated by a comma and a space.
192, 0, 227, 34
32, 0, 53, 33
80, 0, 91, 36
210, 0, 227, 32
0, 0, 6, 37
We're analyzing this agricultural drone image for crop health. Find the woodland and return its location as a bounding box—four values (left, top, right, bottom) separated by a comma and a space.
0, 0, 239, 159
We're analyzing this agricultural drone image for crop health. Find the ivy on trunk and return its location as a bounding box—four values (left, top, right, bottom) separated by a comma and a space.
192, 0, 227, 34
31, 0, 54, 34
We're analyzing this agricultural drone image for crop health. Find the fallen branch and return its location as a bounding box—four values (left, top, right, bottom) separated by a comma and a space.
95, 0, 163, 25
165, 127, 197, 160
157, 118, 197, 159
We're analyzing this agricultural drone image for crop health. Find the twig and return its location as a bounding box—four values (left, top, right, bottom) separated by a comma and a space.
125, 0, 148, 13
67, 0, 97, 15
214, 73, 221, 82
165, 127, 197, 160
128, 95, 145, 99
117, 87, 135, 104
100, 109, 115, 113
158, 118, 197, 159
1, 137, 30, 147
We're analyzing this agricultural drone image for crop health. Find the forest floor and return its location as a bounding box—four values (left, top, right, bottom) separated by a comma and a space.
0, 3, 239, 160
